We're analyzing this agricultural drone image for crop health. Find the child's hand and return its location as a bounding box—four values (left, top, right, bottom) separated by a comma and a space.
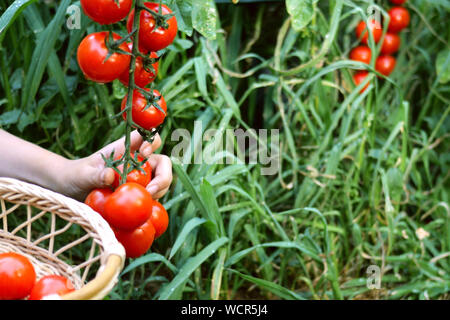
64, 131, 172, 201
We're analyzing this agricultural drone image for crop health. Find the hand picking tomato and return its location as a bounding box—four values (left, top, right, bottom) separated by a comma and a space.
353, 71, 370, 93
356, 20, 382, 44
388, 7, 410, 33
104, 182, 152, 231
0, 252, 36, 300
113, 217, 156, 258
380, 33, 401, 55
149, 200, 169, 239
77, 32, 131, 83
112, 153, 152, 189
127, 2, 178, 52
119, 43, 159, 88
80, 0, 132, 25
389, 0, 407, 4
349, 46, 372, 64
121, 89, 167, 130
28, 275, 75, 300
375, 55, 397, 76
85, 188, 113, 219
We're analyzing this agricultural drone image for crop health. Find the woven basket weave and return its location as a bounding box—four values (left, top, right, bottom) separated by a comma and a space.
0, 177, 126, 300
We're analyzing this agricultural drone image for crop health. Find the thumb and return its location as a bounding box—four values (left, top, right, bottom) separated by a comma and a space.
94, 167, 115, 188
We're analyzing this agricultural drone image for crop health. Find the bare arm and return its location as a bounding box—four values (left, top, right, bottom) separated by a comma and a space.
0, 129, 172, 201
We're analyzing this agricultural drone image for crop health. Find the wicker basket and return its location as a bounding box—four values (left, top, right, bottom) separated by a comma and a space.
0, 177, 126, 300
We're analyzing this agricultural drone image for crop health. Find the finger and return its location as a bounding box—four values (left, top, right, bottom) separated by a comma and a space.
97, 130, 144, 158
139, 133, 162, 158
100, 167, 116, 187
152, 187, 170, 199
146, 154, 172, 196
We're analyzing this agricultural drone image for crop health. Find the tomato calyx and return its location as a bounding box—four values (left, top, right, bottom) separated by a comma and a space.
101, 151, 149, 187
103, 30, 135, 63
139, 2, 176, 31
141, 53, 160, 75
137, 87, 166, 114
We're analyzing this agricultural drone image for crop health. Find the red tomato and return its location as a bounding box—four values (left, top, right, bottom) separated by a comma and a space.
112, 153, 152, 188
353, 71, 370, 93
77, 32, 131, 83
119, 43, 159, 88
349, 46, 372, 64
121, 89, 167, 130
28, 275, 75, 300
104, 182, 152, 231
376, 55, 397, 76
80, 0, 132, 25
127, 2, 178, 52
113, 217, 156, 258
356, 20, 382, 44
389, 0, 406, 4
380, 33, 401, 55
0, 252, 36, 300
84, 188, 113, 219
388, 7, 410, 33
149, 201, 169, 239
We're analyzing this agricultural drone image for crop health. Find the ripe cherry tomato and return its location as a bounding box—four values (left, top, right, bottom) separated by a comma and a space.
376, 55, 397, 76
77, 32, 131, 83
84, 188, 113, 219
389, 0, 407, 6
28, 275, 75, 300
80, 0, 132, 25
356, 20, 382, 44
349, 46, 372, 64
112, 153, 152, 189
121, 89, 167, 130
353, 71, 370, 93
380, 33, 401, 55
149, 200, 169, 239
119, 43, 159, 88
0, 252, 36, 300
104, 182, 152, 231
113, 217, 156, 258
388, 7, 410, 33
127, 2, 178, 52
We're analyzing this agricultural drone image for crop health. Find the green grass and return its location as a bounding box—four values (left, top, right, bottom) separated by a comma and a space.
0, 0, 449, 300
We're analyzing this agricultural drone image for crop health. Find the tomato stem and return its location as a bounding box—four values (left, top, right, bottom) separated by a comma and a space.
120, 0, 145, 186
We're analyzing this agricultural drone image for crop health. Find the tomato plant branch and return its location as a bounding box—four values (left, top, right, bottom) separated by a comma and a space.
120, 0, 145, 186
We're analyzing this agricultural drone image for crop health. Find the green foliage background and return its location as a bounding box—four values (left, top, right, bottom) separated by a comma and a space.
0, 0, 449, 299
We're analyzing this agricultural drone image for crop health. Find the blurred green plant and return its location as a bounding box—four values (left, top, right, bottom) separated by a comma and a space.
0, 0, 449, 300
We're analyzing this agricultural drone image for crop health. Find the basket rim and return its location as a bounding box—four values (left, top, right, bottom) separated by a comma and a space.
0, 177, 126, 300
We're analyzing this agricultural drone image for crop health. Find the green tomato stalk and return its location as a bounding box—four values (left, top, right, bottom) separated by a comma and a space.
119, 0, 145, 186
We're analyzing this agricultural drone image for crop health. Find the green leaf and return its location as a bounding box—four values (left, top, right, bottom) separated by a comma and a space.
0, 109, 21, 126
0, 0, 38, 45
158, 237, 229, 300
192, 0, 218, 40
228, 269, 305, 300
121, 253, 178, 275
166, 0, 194, 36
436, 49, 450, 84
20, 0, 71, 114
169, 217, 207, 259
286, 0, 316, 31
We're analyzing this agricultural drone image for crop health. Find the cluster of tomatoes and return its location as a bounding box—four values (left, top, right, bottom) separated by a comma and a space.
0, 252, 75, 300
78, 1, 176, 258
77, 0, 178, 131
351, 0, 410, 91
85, 160, 169, 258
